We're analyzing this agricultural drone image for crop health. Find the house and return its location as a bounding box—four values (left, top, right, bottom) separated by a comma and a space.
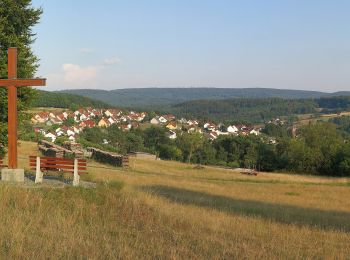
166, 121, 177, 130
119, 116, 127, 122
204, 123, 216, 131
55, 128, 64, 137
66, 128, 75, 137
187, 120, 199, 126
158, 116, 167, 124
227, 125, 239, 134
74, 109, 85, 116
249, 129, 260, 136
187, 120, 195, 126
73, 126, 81, 134
163, 114, 176, 121
34, 127, 45, 136
98, 118, 109, 127
188, 127, 202, 133
215, 130, 228, 136
34, 112, 50, 123
79, 113, 89, 121
269, 138, 277, 144
50, 117, 62, 125
168, 130, 177, 139
120, 124, 132, 131
130, 122, 140, 129
104, 110, 113, 117
62, 111, 69, 119
150, 117, 160, 125
208, 132, 218, 140
108, 117, 116, 125
105, 109, 122, 118
84, 120, 96, 128
31, 117, 39, 124
56, 113, 66, 122
44, 132, 57, 142
178, 118, 187, 124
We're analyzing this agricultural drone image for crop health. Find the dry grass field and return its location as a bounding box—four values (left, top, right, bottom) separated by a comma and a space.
297, 111, 350, 125
0, 141, 349, 259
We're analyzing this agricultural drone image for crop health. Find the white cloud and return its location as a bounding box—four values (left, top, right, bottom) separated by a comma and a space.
62, 64, 98, 84
103, 57, 121, 66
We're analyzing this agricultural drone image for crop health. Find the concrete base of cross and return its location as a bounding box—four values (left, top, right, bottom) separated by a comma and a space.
1, 168, 25, 182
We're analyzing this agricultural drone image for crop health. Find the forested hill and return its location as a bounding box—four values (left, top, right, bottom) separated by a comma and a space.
57, 88, 350, 108
32, 90, 112, 109
166, 96, 350, 123
169, 98, 318, 123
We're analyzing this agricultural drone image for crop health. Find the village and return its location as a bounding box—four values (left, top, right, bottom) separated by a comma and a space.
31, 107, 267, 144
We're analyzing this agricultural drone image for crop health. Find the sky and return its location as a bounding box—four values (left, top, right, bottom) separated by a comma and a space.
31, 0, 350, 92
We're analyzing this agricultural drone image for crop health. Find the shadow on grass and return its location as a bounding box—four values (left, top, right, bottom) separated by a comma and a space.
141, 185, 350, 232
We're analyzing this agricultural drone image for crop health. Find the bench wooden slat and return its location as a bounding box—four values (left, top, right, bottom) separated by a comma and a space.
29, 164, 86, 170
29, 162, 87, 167
29, 156, 86, 163
29, 168, 87, 174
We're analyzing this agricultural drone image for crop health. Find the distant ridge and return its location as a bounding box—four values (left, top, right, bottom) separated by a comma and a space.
33, 90, 112, 109
57, 88, 350, 108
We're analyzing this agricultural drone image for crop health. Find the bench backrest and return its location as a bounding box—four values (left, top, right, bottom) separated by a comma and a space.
29, 156, 87, 175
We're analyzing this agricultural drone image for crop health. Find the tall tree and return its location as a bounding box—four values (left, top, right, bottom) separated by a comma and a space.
0, 0, 42, 153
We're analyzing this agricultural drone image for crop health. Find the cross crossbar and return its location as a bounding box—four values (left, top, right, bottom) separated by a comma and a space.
0, 78, 46, 87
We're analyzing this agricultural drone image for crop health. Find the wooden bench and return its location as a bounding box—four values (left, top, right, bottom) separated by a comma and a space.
29, 156, 87, 186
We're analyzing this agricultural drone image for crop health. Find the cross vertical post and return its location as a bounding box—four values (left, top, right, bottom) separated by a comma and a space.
0, 47, 46, 181
7, 48, 18, 169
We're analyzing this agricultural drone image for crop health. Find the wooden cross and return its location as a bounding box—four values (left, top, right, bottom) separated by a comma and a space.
0, 48, 46, 169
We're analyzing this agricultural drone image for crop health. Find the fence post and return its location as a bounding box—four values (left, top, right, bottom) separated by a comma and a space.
35, 156, 43, 183
73, 158, 80, 187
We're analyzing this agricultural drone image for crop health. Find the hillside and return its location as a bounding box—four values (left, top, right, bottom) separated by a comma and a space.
58, 88, 350, 108
169, 97, 318, 123
32, 90, 112, 109
4, 141, 350, 258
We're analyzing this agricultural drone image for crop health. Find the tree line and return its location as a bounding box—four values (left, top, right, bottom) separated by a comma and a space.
76, 121, 350, 177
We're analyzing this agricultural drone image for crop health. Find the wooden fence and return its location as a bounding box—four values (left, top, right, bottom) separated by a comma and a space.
88, 147, 129, 168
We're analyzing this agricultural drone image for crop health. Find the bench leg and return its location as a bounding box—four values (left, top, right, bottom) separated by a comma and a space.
35, 157, 43, 184
73, 159, 80, 187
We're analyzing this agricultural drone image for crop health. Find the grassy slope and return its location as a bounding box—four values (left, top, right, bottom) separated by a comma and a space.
1, 141, 349, 258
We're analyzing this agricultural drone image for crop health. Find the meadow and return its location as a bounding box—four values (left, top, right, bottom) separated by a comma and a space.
1, 141, 349, 259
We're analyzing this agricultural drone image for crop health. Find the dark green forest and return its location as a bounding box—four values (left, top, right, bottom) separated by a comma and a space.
32, 90, 112, 109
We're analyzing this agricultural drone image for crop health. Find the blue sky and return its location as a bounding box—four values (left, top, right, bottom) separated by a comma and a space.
31, 0, 350, 92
